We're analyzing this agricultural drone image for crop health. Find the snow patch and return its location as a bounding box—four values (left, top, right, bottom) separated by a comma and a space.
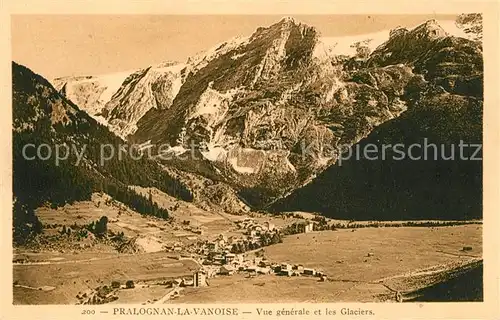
231, 52, 246, 60
312, 19, 472, 60
313, 29, 390, 59
436, 20, 470, 39
161, 145, 189, 157
228, 157, 256, 174
201, 146, 228, 162
187, 36, 250, 71
189, 82, 239, 126
97, 71, 134, 104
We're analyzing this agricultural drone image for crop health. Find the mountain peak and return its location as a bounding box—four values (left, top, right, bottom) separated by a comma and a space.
279, 16, 297, 24
412, 19, 448, 39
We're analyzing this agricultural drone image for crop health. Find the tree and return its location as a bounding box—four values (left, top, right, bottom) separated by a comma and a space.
94, 216, 108, 236
456, 13, 482, 41
231, 244, 239, 254
350, 39, 373, 60
126, 280, 135, 289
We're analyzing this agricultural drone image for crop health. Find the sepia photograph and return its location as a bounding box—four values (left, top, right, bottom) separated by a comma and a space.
10, 11, 486, 307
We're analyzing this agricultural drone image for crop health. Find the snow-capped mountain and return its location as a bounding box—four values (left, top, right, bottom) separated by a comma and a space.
52, 71, 132, 122
51, 17, 482, 208
53, 62, 186, 138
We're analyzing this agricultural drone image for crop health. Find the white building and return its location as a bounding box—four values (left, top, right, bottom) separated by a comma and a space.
193, 270, 207, 287
304, 222, 314, 233
264, 221, 275, 231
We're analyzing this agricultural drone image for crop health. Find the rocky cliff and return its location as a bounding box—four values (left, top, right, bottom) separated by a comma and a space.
271, 20, 483, 220
51, 17, 482, 212
130, 17, 412, 207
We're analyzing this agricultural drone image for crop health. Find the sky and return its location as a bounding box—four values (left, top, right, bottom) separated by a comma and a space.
11, 14, 459, 79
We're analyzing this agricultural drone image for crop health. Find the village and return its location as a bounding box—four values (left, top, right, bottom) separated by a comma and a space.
19, 193, 482, 305
162, 218, 324, 293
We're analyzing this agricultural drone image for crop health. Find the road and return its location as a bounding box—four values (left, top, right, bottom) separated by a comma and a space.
153, 287, 184, 304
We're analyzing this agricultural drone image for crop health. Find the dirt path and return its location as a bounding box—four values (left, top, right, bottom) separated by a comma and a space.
13, 256, 119, 266
14, 284, 56, 291
153, 287, 184, 304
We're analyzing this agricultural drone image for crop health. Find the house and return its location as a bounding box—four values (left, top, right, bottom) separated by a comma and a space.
207, 242, 219, 252
305, 221, 314, 233
280, 263, 292, 272
246, 265, 258, 272
264, 221, 275, 231
256, 267, 271, 274
219, 265, 235, 276
253, 225, 263, 232
297, 221, 315, 233
181, 278, 194, 287
234, 254, 244, 265
303, 268, 316, 276
278, 263, 293, 276
212, 254, 224, 265
224, 253, 236, 264
193, 270, 207, 287
258, 260, 269, 267
280, 269, 293, 276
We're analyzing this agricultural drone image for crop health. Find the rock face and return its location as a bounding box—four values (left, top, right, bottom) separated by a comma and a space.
271, 21, 483, 220
102, 62, 186, 138
50, 17, 482, 212
130, 17, 410, 207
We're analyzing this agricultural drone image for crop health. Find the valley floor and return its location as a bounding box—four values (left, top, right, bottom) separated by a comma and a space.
13, 224, 482, 304
167, 225, 482, 303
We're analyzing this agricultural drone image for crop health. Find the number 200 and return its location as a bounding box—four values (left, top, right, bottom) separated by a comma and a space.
81, 310, 95, 315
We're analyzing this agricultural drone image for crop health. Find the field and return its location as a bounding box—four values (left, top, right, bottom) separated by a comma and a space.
168, 225, 482, 303
34, 191, 298, 253
14, 190, 310, 305
17, 191, 482, 304
13, 252, 198, 305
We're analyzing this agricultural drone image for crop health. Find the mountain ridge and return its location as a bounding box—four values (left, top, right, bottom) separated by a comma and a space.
45, 17, 482, 211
